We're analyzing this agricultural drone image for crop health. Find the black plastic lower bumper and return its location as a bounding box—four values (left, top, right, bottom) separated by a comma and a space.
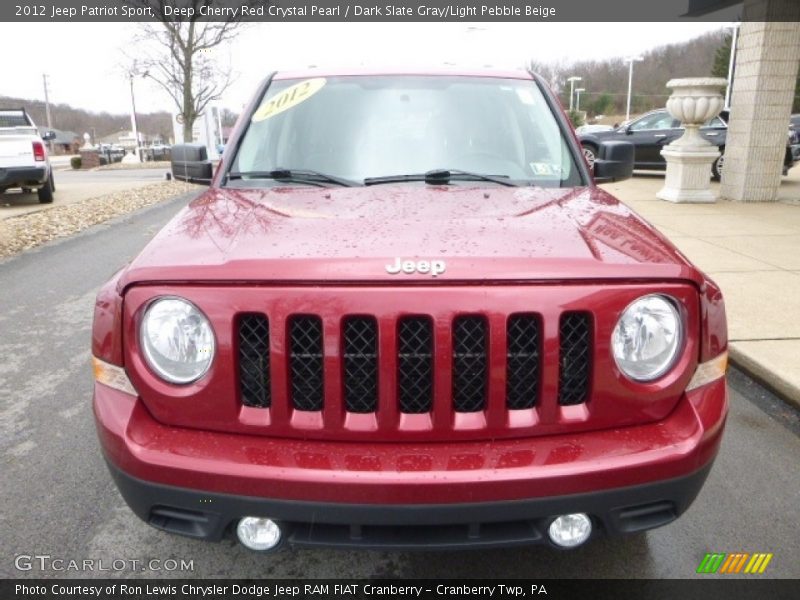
0, 166, 47, 188
106, 460, 713, 550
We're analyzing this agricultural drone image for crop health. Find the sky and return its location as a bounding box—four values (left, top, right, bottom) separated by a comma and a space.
0, 22, 729, 117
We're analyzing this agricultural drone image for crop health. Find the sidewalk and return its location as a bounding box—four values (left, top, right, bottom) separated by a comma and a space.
602, 169, 800, 408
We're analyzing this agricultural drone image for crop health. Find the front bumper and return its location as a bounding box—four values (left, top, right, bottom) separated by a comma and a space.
106, 458, 713, 549
0, 166, 47, 188
94, 377, 727, 548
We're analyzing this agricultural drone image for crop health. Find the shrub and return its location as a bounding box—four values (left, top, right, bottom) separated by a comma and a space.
567, 109, 586, 129
70, 156, 82, 169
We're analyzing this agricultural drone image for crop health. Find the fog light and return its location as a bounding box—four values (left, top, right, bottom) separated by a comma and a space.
548, 513, 592, 548
236, 517, 281, 551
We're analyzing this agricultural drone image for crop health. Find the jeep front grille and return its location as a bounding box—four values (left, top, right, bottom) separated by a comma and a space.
506, 314, 541, 410
289, 316, 324, 411
343, 317, 378, 413
238, 314, 271, 408
238, 311, 591, 415
452, 316, 488, 412
558, 312, 592, 406
397, 317, 434, 414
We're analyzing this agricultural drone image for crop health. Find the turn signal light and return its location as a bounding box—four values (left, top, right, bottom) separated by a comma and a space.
93, 356, 138, 396
686, 351, 728, 392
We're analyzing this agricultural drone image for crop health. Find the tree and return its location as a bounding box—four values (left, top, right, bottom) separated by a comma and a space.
589, 93, 614, 117
712, 33, 732, 79
566, 109, 585, 128
132, 1, 256, 142
219, 107, 239, 128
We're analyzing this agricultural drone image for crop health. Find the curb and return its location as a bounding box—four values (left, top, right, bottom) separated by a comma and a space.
728, 344, 800, 412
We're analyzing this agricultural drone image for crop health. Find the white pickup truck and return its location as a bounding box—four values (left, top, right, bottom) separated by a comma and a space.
0, 109, 56, 203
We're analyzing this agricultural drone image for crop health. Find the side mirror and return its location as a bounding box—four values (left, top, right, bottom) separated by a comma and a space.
171, 144, 213, 185
41, 131, 56, 141
593, 141, 634, 183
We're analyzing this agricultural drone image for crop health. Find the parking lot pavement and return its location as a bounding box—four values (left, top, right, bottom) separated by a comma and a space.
0, 192, 798, 579
0, 167, 170, 220
602, 168, 800, 408
47, 155, 78, 168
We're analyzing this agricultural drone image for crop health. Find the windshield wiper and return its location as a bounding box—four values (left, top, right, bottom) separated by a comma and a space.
227, 168, 355, 187
364, 169, 519, 187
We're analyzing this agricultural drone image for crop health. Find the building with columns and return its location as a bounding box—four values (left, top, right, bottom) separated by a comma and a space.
689, 0, 800, 202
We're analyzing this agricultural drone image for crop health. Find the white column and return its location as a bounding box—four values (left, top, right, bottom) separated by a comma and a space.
720, 1, 800, 202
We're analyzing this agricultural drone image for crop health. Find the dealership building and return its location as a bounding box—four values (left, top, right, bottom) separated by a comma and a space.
689, 0, 800, 202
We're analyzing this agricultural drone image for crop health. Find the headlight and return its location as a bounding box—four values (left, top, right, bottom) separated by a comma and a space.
140, 297, 215, 384
612, 294, 682, 381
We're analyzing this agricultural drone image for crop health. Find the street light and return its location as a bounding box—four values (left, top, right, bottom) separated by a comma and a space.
724, 22, 740, 109
624, 56, 643, 122
575, 88, 586, 112
567, 76, 582, 111
128, 60, 150, 162
215, 105, 224, 148
127, 61, 149, 162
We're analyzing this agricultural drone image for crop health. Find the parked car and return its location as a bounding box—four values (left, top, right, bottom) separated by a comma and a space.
579, 108, 799, 180
141, 144, 171, 162
0, 108, 56, 203
93, 69, 728, 553
789, 115, 800, 158
789, 114, 800, 136
96, 143, 126, 164
575, 124, 614, 135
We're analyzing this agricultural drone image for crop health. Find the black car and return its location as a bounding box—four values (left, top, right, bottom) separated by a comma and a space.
579, 109, 799, 180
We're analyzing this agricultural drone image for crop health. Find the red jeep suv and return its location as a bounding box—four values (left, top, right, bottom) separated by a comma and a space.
92, 69, 728, 551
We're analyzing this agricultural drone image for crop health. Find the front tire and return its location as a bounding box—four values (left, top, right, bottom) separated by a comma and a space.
38, 173, 54, 203
582, 143, 598, 170
712, 150, 725, 181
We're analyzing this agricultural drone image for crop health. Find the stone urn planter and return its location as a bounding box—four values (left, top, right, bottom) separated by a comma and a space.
657, 78, 727, 203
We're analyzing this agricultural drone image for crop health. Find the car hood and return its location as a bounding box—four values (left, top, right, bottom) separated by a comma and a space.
119, 184, 699, 288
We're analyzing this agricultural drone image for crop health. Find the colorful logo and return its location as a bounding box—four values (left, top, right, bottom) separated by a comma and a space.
696, 552, 773, 574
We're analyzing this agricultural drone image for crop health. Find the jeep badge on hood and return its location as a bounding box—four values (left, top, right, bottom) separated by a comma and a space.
385, 257, 446, 277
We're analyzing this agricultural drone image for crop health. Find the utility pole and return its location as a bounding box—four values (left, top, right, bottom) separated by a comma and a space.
128, 67, 141, 162
42, 73, 53, 152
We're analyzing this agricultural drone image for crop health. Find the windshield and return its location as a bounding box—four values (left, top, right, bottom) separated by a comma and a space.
230, 75, 582, 187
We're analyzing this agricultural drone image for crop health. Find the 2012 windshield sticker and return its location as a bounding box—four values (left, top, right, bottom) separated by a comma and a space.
252, 78, 327, 122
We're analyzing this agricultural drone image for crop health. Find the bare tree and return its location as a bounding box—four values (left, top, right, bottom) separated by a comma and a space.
129, 1, 254, 142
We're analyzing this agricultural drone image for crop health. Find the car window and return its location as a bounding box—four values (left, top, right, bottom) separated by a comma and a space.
630, 112, 678, 131
232, 75, 582, 187
701, 117, 726, 129
0, 112, 31, 128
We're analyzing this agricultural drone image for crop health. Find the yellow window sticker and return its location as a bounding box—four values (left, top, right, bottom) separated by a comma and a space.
530, 162, 553, 176
252, 78, 326, 122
